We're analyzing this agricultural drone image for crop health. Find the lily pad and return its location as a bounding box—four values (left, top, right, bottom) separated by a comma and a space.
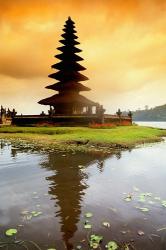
102, 222, 111, 228
124, 245, 130, 250
26, 215, 32, 220
106, 241, 119, 250
84, 224, 92, 229
21, 210, 29, 215
31, 211, 42, 217
76, 246, 82, 249
78, 165, 85, 168
5, 228, 17, 236
138, 195, 146, 202
137, 230, 145, 236
161, 200, 166, 207
85, 212, 93, 218
138, 207, 149, 212
90, 234, 103, 249
124, 195, 132, 202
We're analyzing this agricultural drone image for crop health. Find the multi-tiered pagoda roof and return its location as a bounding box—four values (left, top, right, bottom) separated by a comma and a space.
38, 17, 98, 115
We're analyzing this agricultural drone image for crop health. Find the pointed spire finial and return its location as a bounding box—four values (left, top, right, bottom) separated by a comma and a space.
66, 16, 74, 24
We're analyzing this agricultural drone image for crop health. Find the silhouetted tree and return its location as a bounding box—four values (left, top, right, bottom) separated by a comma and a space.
128, 110, 133, 118
116, 109, 122, 117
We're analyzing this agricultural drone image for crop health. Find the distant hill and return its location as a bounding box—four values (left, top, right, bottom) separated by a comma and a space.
131, 104, 166, 121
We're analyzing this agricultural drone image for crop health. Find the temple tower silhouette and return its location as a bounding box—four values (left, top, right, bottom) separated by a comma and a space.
38, 17, 100, 115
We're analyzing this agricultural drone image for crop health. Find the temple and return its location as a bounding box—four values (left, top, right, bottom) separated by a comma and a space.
0, 17, 132, 127
38, 17, 103, 116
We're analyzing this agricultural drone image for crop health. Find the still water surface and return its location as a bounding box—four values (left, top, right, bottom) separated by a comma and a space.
0, 123, 166, 249
136, 121, 166, 129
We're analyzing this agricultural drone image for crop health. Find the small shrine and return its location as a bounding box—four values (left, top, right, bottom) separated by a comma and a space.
0, 106, 17, 125
38, 17, 104, 116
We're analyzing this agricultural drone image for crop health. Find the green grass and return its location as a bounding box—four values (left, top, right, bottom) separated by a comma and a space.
0, 125, 166, 153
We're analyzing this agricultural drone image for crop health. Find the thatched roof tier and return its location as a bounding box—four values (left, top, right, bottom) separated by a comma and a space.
46, 82, 91, 91
48, 71, 89, 81
55, 53, 83, 61
38, 94, 97, 106
51, 61, 86, 71
59, 39, 80, 46
61, 33, 78, 40
57, 46, 82, 53
63, 26, 76, 32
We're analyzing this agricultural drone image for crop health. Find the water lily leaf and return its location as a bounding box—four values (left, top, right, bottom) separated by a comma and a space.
21, 210, 29, 215
138, 207, 149, 212
26, 215, 32, 220
139, 194, 146, 202
90, 235, 103, 249
85, 212, 93, 218
145, 193, 152, 197
84, 224, 92, 229
140, 192, 152, 197
31, 211, 37, 214
78, 165, 85, 169
124, 195, 132, 202
32, 211, 42, 217
106, 241, 119, 250
157, 227, 166, 232
121, 230, 127, 234
102, 222, 111, 228
161, 200, 166, 207
76, 246, 82, 249
124, 244, 130, 250
137, 230, 145, 236
5, 229, 17, 236
138, 195, 146, 202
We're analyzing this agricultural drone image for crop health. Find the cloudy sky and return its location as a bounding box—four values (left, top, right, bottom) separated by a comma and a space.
0, 0, 166, 114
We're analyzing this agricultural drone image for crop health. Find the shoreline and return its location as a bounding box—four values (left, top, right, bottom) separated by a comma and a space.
0, 125, 166, 154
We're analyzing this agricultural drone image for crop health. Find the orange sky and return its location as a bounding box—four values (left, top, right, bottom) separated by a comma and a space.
0, 0, 166, 114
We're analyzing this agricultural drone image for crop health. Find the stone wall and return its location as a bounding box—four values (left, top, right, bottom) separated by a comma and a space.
12, 114, 132, 126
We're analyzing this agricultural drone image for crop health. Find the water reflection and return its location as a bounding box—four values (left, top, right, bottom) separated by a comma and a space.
0, 140, 6, 150
2, 139, 166, 249
11, 147, 17, 158
41, 153, 107, 248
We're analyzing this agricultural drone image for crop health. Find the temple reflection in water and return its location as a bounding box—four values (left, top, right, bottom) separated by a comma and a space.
2, 140, 123, 249
41, 152, 107, 248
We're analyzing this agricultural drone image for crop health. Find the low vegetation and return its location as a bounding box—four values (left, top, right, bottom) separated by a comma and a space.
132, 103, 166, 121
0, 125, 166, 154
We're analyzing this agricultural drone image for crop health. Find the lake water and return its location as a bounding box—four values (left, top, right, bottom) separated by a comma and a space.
0, 123, 166, 249
135, 121, 166, 129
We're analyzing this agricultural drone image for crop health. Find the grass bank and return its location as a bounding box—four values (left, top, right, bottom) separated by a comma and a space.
0, 125, 166, 154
